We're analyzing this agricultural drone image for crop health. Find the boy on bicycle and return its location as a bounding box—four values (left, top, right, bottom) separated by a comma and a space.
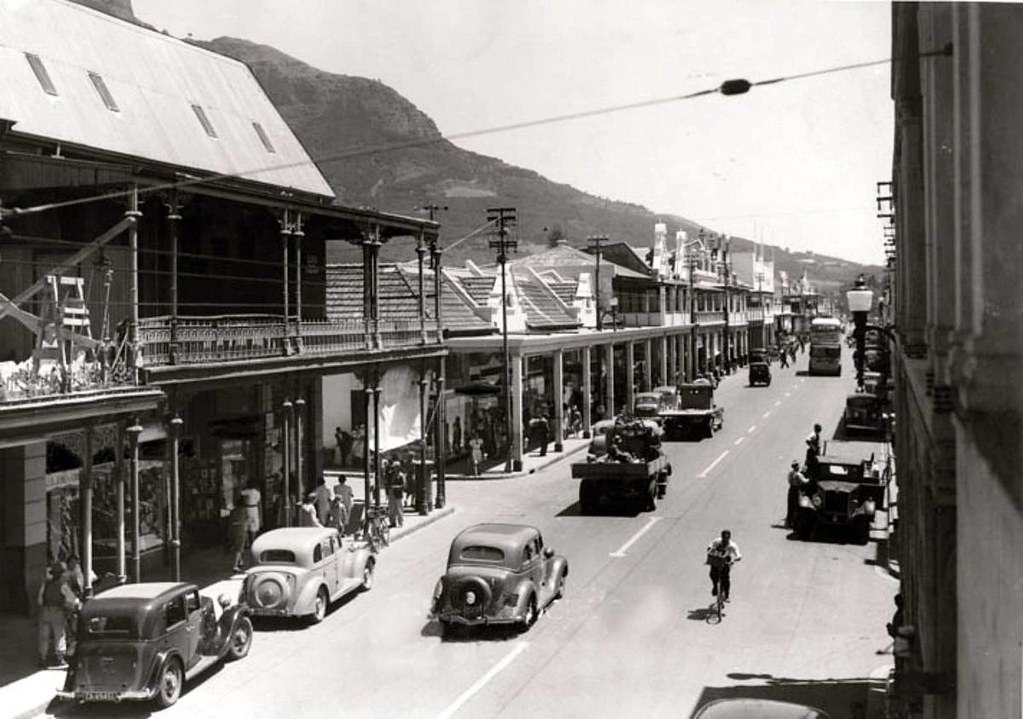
706, 530, 742, 601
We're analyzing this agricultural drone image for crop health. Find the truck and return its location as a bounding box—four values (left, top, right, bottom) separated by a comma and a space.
571, 418, 671, 514
795, 444, 888, 544
658, 383, 725, 439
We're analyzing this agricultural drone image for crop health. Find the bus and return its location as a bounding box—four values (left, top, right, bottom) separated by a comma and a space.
808, 317, 842, 376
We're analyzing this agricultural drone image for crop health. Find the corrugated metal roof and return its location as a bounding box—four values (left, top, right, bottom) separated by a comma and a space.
512, 270, 578, 329
0, 0, 334, 198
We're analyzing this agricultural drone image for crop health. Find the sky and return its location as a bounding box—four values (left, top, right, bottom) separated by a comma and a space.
133, 0, 893, 265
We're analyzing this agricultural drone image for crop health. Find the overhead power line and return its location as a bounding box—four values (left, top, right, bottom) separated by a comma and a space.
1, 50, 949, 222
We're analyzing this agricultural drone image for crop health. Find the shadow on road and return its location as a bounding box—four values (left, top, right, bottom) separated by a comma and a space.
685, 605, 719, 622
691, 673, 880, 719
421, 620, 521, 643
556, 501, 643, 518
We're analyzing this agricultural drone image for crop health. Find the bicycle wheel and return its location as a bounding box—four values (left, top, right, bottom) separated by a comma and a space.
706, 597, 723, 625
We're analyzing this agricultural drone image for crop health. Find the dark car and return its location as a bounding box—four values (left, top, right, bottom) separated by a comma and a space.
57, 582, 252, 708
843, 393, 885, 433
430, 523, 568, 636
796, 455, 886, 543
693, 698, 831, 718
748, 361, 771, 387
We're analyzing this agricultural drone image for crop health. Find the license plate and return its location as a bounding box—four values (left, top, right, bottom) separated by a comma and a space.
80, 691, 120, 701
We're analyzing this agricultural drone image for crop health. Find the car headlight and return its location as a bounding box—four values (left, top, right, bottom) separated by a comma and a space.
811, 494, 823, 509
464, 591, 477, 606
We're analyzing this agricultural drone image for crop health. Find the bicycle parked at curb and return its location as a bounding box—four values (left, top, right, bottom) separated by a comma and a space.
361, 505, 391, 553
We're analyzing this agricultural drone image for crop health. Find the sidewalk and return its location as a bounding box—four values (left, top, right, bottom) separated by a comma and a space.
325, 435, 592, 485
0, 503, 456, 719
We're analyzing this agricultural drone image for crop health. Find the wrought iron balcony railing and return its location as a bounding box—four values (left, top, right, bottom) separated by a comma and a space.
137, 315, 438, 367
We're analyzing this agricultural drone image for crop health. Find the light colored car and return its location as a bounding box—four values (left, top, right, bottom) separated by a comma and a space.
693, 698, 831, 718
244, 527, 375, 624
430, 523, 568, 636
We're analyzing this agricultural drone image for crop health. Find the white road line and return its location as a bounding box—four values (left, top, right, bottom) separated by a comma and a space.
734, 437, 744, 446
747, 425, 756, 433
784, 392, 791, 397
698, 450, 729, 478
610, 517, 662, 558
762, 411, 771, 419
774, 400, 782, 407
436, 642, 529, 719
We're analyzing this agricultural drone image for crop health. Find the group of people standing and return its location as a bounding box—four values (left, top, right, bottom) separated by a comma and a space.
296, 475, 355, 532
785, 422, 823, 528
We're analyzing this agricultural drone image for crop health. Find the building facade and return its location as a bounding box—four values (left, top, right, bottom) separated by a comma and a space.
889, 4, 1023, 718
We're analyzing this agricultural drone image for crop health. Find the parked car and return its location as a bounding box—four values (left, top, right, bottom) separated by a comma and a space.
843, 392, 886, 433
430, 523, 568, 636
796, 452, 886, 544
748, 361, 772, 387
57, 582, 252, 709
693, 698, 831, 718
632, 392, 666, 422
245, 527, 375, 624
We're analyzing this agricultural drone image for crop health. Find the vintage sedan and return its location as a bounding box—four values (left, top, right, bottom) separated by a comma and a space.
843, 392, 886, 433
748, 361, 772, 387
56, 582, 252, 708
632, 392, 666, 423
431, 523, 568, 636
245, 527, 375, 624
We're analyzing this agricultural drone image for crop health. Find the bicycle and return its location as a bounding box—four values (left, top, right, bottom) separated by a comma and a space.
705, 554, 735, 624
361, 505, 391, 553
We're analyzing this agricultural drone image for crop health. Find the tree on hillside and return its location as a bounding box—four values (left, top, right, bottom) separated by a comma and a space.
545, 224, 565, 248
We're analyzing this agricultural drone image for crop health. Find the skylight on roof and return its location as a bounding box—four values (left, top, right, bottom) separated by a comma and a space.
252, 122, 276, 153
25, 53, 57, 96
191, 104, 217, 138
88, 72, 119, 112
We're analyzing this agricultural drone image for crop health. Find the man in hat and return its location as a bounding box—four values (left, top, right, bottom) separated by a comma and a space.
786, 460, 810, 528
37, 561, 80, 667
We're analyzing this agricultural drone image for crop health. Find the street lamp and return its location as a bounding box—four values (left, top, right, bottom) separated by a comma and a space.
846, 274, 874, 390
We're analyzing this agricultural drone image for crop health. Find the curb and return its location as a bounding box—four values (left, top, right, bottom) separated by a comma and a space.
445, 441, 590, 481
389, 505, 456, 542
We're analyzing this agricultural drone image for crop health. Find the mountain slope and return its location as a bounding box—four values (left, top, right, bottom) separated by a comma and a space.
72, 0, 881, 288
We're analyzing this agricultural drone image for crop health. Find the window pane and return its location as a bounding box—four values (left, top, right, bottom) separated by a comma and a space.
88, 72, 119, 112
191, 104, 217, 138
25, 53, 57, 96
252, 121, 276, 153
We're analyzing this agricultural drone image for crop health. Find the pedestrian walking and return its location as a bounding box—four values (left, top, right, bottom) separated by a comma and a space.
335, 427, 354, 467
239, 481, 261, 549
538, 414, 550, 456
386, 460, 405, 528
64, 556, 92, 658
469, 434, 483, 476
779, 348, 789, 368
229, 494, 248, 572
313, 476, 333, 526
333, 475, 354, 534
452, 417, 462, 455
786, 461, 809, 528
37, 562, 79, 668
570, 405, 582, 437
298, 493, 322, 527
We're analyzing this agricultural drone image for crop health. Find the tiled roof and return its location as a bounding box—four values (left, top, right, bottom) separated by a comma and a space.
546, 280, 577, 305
325, 264, 491, 334
459, 276, 496, 304
500, 244, 649, 280
512, 270, 578, 330
0, 0, 334, 197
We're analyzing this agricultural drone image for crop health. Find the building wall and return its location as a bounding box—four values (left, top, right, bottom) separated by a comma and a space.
891, 4, 1023, 718
0, 442, 48, 615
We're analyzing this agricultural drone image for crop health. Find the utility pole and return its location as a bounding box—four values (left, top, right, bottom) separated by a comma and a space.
488, 208, 518, 473
420, 204, 448, 223
586, 235, 609, 330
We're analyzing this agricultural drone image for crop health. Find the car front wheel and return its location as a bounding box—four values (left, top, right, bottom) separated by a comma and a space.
155, 658, 183, 708
228, 617, 253, 660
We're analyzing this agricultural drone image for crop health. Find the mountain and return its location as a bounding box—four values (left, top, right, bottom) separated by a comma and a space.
73, 0, 882, 292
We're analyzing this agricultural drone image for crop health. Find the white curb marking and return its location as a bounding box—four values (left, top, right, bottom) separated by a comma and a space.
747, 425, 756, 433
762, 411, 771, 419
734, 437, 744, 446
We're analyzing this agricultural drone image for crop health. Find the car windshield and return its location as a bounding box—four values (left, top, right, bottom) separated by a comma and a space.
258, 549, 298, 564
84, 613, 138, 638
460, 545, 505, 562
